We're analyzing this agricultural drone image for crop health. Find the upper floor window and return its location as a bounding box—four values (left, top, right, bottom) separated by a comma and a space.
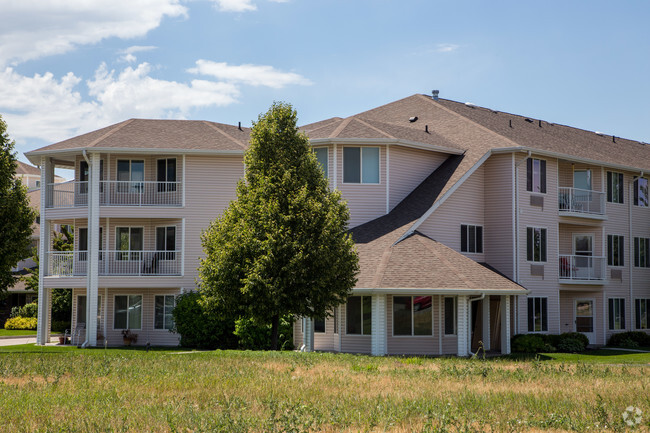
117, 160, 144, 193
526, 158, 546, 193
634, 177, 649, 207
526, 227, 547, 262
607, 171, 624, 204
607, 234, 624, 267
460, 224, 483, 254
79, 160, 104, 194
116, 227, 143, 260
78, 227, 103, 261
157, 158, 177, 192
634, 237, 650, 268
156, 226, 176, 260
343, 147, 379, 184
314, 148, 328, 179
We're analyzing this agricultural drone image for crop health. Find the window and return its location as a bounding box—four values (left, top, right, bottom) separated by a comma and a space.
35, 180, 40, 188
333, 307, 338, 334
393, 296, 432, 336
607, 235, 624, 267
460, 224, 483, 253
527, 297, 548, 332
608, 298, 625, 330
444, 297, 456, 335
78, 227, 103, 261
346, 296, 371, 335
76, 295, 102, 328
314, 148, 328, 179
156, 226, 176, 260
113, 295, 142, 329
314, 317, 325, 333
526, 158, 546, 193
157, 158, 177, 192
526, 227, 547, 262
636, 299, 650, 329
117, 159, 144, 193
79, 160, 104, 194
607, 172, 624, 204
634, 178, 649, 207
116, 227, 143, 261
634, 237, 650, 268
343, 147, 379, 184
154, 295, 175, 330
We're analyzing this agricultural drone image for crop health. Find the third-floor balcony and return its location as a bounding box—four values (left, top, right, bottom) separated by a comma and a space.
558, 187, 606, 218
46, 180, 182, 208
46, 250, 181, 277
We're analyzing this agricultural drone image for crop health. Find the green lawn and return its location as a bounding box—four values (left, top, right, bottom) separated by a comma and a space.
0, 329, 37, 337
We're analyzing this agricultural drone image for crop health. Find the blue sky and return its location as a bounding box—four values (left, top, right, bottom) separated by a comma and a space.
2, 0, 649, 166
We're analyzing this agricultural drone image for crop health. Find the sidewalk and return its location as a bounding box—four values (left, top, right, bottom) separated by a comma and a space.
0, 336, 59, 347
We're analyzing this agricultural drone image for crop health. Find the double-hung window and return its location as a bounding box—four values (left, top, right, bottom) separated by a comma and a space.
114, 295, 142, 329
444, 297, 456, 335
526, 158, 546, 193
117, 159, 144, 193
634, 237, 650, 268
156, 226, 176, 261
607, 172, 624, 204
154, 295, 175, 330
636, 299, 650, 329
527, 297, 548, 332
526, 227, 547, 262
79, 160, 104, 194
314, 317, 326, 333
77, 295, 102, 329
343, 147, 379, 184
116, 227, 143, 261
634, 178, 649, 207
608, 298, 625, 330
157, 158, 177, 192
314, 148, 328, 179
607, 234, 624, 267
78, 227, 103, 261
346, 296, 371, 335
460, 224, 483, 253
393, 296, 432, 336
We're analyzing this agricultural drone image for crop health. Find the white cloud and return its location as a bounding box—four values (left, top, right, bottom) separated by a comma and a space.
436, 44, 460, 53
210, 0, 257, 12
118, 46, 158, 63
0, 0, 186, 66
188, 60, 312, 88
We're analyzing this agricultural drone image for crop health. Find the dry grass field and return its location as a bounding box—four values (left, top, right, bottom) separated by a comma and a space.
0, 345, 648, 432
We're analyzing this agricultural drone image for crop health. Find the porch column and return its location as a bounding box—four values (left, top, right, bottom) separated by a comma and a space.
500, 295, 511, 354
85, 152, 100, 346
302, 318, 314, 352
457, 295, 469, 356
371, 294, 387, 356
482, 297, 491, 351
36, 157, 53, 345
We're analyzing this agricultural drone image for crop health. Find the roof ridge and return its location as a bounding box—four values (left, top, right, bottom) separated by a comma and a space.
353, 118, 395, 139
330, 117, 354, 138
85, 119, 134, 148
371, 247, 394, 288
413, 233, 475, 289
203, 121, 248, 150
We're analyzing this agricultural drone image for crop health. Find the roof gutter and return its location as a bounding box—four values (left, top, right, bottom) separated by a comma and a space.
351, 287, 528, 296
309, 138, 464, 155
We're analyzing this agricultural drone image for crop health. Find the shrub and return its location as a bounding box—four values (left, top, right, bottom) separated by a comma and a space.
511, 334, 547, 353
558, 332, 589, 349
11, 302, 38, 319
5, 317, 38, 330
234, 315, 294, 351
556, 337, 586, 353
607, 331, 650, 348
172, 292, 238, 350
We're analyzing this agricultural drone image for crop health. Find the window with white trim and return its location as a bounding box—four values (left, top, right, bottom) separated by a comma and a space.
78, 227, 103, 261
634, 177, 649, 207
634, 237, 650, 268
526, 227, 547, 262
608, 298, 625, 330
393, 296, 432, 336
156, 226, 176, 260
607, 171, 624, 204
79, 160, 104, 194
314, 317, 325, 333
527, 297, 548, 332
526, 158, 546, 193
157, 158, 177, 192
116, 227, 143, 261
314, 148, 328, 179
114, 295, 142, 329
117, 159, 144, 193
77, 295, 102, 329
636, 299, 650, 329
346, 296, 371, 335
444, 297, 456, 335
607, 234, 624, 267
154, 295, 175, 330
343, 147, 379, 184
460, 224, 483, 253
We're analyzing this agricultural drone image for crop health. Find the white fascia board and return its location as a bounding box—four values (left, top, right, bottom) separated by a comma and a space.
25, 148, 244, 165
352, 287, 529, 296
308, 138, 464, 156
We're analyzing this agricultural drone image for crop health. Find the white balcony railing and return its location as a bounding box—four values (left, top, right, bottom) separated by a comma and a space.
46, 181, 182, 208
46, 251, 181, 276
558, 187, 605, 216
558, 254, 606, 281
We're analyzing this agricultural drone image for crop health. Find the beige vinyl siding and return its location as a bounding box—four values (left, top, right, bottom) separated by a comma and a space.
557, 161, 602, 191
388, 147, 447, 211
386, 295, 440, 355
417, 164, 486, 262
339, 300, 371, 354
314, 314, 338, 352
558, 224, 603, 256
484, 154, 515, 279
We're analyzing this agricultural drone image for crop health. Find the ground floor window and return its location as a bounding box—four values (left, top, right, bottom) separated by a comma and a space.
114, 295, 142, 329
444, 297, 456, 335
608, 298, 625, 330
154, 295, 175, 330
393, 296, 433, 336
76, 295, 102, 328
314, 317, 325, 333
527, 297, 548, 332
636, 299, 650, 329
346, 296, 371, 335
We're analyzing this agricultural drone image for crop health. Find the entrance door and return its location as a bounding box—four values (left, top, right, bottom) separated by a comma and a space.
575, 299, 595, 344
573, 234, 593, 279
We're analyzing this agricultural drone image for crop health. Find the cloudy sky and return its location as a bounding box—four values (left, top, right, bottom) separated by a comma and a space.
2, 0, 650, 164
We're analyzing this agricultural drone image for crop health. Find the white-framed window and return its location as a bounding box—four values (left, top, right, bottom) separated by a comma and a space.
156, 226, 176, 260
314, 317, 325, 333
527, 297, 548, 332
113, 295, 142, 330
157, 158, 177, 192
35, 180, 40, 188
346, 296, 371, 335
634, 177, 649, 207
333, 307, 338, 334
116, 227, 144, 261
634, 237, 650, 268
343, 147, 380, 184
314, 148, 328, 179
608, 298, 625, 331
76, 295, 102, 329
154, 295, 175, 330
117, 159, 144, 193
444, 297, 456, 335
526, 227, 547, 263
526, 158, 546, 193
636, 299, 650, 329
393, 296, 432, 336
79, 160, 104, 194
607, 171, 624, 204
78, 227, 103, 261
607, 234, 624, 267
460, 224, 483, 254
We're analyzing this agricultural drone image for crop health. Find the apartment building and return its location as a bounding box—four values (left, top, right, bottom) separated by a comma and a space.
25, 93, 650, 355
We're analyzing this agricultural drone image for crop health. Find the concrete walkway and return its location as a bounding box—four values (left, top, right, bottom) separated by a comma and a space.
0, 336, 59, 347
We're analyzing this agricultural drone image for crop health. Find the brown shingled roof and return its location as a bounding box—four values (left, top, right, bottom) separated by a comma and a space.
16, 161, 41, 175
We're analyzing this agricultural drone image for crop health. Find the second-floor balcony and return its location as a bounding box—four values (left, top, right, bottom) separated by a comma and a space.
558, 187, 605, 217
47, 180, 182, 208
46, 251, 181, 277
558, 254, 606, 282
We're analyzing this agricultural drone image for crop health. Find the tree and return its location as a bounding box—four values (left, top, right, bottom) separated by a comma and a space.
199, 102, 359, 350
0, 115, 36, 292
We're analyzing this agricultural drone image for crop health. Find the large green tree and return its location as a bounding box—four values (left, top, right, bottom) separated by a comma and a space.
0, 115, 36, 292
199, 102, 359, 349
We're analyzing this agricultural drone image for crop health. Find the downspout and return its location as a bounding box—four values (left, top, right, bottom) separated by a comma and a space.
468, 293, 486, 356
81, 150, 90, 348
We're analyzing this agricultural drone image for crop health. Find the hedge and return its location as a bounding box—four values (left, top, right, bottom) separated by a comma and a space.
5, 317, 38, 330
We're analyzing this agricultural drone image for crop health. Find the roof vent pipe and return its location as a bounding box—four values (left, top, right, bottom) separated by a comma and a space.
509, 119, 513, 128
613, 136, 616, 143
538, 119, 542, 127
432, 90, 439, 101
238, 121, 242, 131
425, 125, 429, 133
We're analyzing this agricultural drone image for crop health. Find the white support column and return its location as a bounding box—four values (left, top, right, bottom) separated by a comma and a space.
302, 318, 314, 352
482, 297, 491, 351
181, 218, 186, 277
36, 157, 53, 345
457, 295, 469, 357
86, 152, 101, 346
371, 294, 387, 356
501, 295, 511, 354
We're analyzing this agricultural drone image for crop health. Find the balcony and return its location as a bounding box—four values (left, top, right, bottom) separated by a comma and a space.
47, 180, 182, 208
47, 251, 181, 277
558, 255, 606, 283
558, 187, 606, 218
